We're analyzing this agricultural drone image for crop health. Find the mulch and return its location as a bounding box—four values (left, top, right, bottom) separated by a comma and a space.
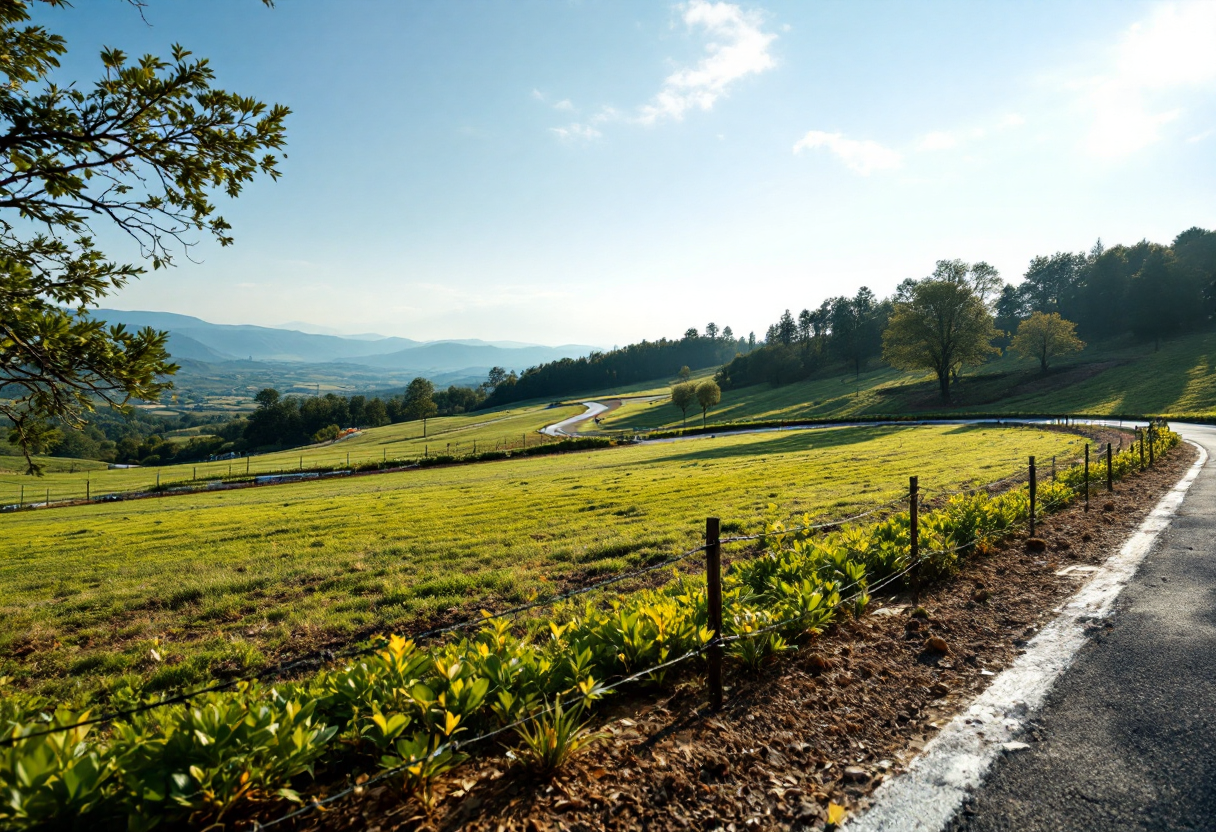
288, 438, 1195, 832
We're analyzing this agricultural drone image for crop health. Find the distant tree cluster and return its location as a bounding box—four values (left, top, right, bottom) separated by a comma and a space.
238, 379, 485, 452
481, 326, 751, 407
718, 227, 1216, 401
995, 229, 1216, 350
720, 287, 892, 388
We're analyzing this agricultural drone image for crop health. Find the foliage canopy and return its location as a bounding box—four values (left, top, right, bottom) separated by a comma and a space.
0, 0, 288, 472
881, 267, 1000, 401
1010, 311, 1085, 371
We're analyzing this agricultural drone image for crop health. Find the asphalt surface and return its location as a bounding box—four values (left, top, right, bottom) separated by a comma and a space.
954, 423, 1216, 832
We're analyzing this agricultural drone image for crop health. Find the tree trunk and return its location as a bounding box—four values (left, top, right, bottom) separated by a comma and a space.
938, 368, 950, 401
1040, 355, 1048, 372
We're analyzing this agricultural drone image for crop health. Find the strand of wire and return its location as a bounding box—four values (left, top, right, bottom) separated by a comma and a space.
251, 644, 708, 829
718, 491, 912, 545
918, 464, 1031, 499
717, 560, 919, 647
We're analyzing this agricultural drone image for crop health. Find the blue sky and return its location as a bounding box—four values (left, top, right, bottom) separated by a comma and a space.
41, 1, 1216, 346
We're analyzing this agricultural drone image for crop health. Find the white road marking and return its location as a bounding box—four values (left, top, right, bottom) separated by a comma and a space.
846, 441, 1208, 832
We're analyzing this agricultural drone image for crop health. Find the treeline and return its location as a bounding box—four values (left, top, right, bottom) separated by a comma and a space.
720, 287, 893, 388
482, 326, 751, 407
720, 227, 1216, 391
2, 408, 230, 466
24, 381, 488, 467
201, 380, 485, 460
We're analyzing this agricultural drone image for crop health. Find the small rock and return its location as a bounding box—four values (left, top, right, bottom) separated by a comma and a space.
905, 619, 922, 632
930, 682, 950, 697
911, 607, 930, 619
925, 636, 949, 654
1001, 742, 1030, 752
1103, 501, 1115, 512
971, 589, 991, 603
1025, 538, 1048, 552
808, 653, 831, 671
1082, 532, 1093, 542
843, 766, 869, 783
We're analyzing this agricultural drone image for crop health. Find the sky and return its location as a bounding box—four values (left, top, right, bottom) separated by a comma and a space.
37, 0, 1216, 347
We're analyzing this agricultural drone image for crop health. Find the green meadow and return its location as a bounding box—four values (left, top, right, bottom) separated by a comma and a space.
0, 423, 1083, 700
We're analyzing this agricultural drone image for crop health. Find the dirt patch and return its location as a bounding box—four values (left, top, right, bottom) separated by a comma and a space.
280, 443, 1195, 832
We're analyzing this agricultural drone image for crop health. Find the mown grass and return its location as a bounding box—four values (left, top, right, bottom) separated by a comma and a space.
0, 424, 1084, 700
0, 402, 582, 505
592, 330, 1216, 432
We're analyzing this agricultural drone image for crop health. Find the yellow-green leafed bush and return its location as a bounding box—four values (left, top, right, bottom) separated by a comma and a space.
1, 686, 336, 830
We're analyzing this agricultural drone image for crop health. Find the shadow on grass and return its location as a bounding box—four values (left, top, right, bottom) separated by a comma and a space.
636, 424, 922, 466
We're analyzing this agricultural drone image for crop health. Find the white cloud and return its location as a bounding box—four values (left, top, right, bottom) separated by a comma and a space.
1186, 127, 1215, 143
1082, 2, 1216, 158
542, 1, 776, 141
634, 0, 777, 125
793, 131, 902, 175
917, 131, 958, 151
550, 123, 602, 141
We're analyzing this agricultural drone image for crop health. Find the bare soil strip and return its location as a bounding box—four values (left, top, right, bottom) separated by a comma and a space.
294, 438, 1194, 832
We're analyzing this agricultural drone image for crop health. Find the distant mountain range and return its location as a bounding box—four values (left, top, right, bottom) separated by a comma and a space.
92, 309, 597, 378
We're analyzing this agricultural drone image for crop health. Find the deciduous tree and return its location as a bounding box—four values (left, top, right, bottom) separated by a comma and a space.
403, 377, 438, 436
1010, 312, 1085, 371
696, 380, 721, 426
670, 382, 696, 427
881, 276, 999, 401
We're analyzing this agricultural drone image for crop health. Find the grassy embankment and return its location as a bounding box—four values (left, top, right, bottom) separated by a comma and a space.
591, 330, 1216, 433
0, 402, 582, 505
0, 423, 1085, 700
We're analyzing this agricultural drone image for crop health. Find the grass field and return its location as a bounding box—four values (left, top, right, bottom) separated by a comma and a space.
0, 401, 582, 506
0, 423, 1085, 700
591, 330, 1216, 432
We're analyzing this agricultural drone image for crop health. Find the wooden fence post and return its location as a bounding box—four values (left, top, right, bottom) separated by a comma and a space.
1139, 429, 1145, 470
909, 476, 919, 607
1052, 456, 1056, 483
1029, 456, 1036, 537
1148, 425, 1155, 465
706, 517, 723, 712
1084, 444, 1090, 512
86, 479, 90, 502
247, 457, 250, 474
1107, 443, 1113, 492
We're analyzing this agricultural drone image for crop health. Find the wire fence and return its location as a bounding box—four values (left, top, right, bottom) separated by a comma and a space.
2, 422, 1173, 832
0, 430, 581, 511
4, 427, 1139, 751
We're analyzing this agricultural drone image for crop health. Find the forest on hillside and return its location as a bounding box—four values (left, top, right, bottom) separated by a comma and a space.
719, 227, 1216, 390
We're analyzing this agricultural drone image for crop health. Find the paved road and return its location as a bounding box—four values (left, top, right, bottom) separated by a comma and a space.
954, 423, 1216, 832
